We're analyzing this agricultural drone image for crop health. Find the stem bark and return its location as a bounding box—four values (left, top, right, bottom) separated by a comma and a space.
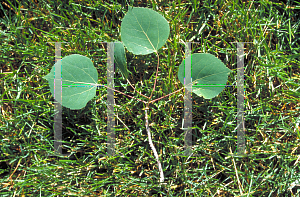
144, 108, 164, 183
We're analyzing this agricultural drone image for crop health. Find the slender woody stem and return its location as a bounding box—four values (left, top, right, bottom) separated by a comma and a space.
149, 87, 184, 103
98, 83, 147, 104
148, 52, 160, 102
97, 52, 189, 184
143, 53, 166, 184
126, 78, 149, 99
145, 109, 164, 183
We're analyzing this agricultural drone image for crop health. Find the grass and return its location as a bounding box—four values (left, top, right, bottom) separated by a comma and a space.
0, 0, 300, 196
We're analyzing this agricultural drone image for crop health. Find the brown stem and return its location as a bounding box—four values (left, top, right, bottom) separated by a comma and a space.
149, 87, 184, 104
148, 52, 160, 102
98, 83, 147, 104
126, 78, 149, 99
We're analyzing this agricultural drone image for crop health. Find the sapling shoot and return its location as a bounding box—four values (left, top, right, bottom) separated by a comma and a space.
43, 6, 231, 184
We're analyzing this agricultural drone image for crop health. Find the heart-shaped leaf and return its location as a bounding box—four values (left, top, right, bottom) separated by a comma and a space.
121, 7, 170, 55
43, 54, 98, 110
178, 53, 232, 99
114, 42, 129, 79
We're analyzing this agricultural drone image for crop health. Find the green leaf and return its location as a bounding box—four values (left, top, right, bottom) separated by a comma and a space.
121, 7, 170, 55
178, 53, 232, 99
43, 54, 98, 110
114, 42, 129, 79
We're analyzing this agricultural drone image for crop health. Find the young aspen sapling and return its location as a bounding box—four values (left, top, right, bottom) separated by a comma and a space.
43, 6, 231, 184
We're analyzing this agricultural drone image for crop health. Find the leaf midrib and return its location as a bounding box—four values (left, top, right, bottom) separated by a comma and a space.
131, 8, 157, 53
